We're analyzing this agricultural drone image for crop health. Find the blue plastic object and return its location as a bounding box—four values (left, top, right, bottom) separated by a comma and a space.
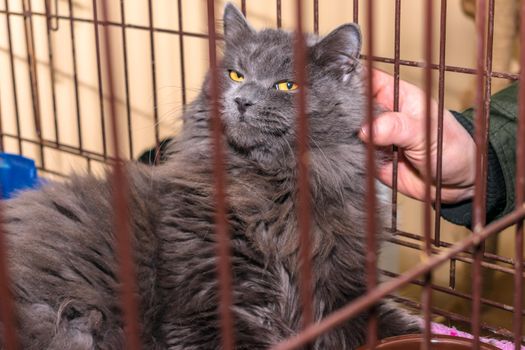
0, 153, 39, 199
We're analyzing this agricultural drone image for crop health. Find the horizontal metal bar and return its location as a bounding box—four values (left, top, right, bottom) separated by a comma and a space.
392, 229, 522, 267
380, 269, 525, 315
388, 236, 524, 277
0, 10, 210, 39
391, 295, 522, 342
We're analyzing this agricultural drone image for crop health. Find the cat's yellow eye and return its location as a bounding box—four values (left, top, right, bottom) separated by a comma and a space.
275, 81, 299, 91
229, 70, 245, 82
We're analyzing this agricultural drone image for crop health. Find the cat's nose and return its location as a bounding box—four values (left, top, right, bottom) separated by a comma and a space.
234, 97, 254, 114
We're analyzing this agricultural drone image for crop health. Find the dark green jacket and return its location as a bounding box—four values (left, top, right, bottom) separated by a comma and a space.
441, 83, 518, 227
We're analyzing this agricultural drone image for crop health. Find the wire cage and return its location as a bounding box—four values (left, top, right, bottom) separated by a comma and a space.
0, 0, 523, 349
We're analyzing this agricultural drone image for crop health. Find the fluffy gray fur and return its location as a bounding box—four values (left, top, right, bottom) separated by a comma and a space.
0, 4, 420, 349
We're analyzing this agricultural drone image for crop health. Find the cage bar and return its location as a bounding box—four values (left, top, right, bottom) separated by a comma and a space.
390, 0, 401, 232
422, 0, 434, 347
21, 0, 44, 169
177, 0, 187, 107
43, 0, 60, 147
514, 0, 525, 346
67, 0, 83, 153
0, 203, 19, 349
99, 2, 142, 349
365, 0, 378, 347
91, 0, 108, 159
293, 0, 314, 331
313, 0, 319, 34
4, 0, 22, 154
119, 0, 133, 159
472, 0, 490, 347
241, 0, 246, 16
205, 1, 234, 349
147, 0, 160, 162
433, 0, 448, 246
276, 0, 282, 28
353, 0, 358, 23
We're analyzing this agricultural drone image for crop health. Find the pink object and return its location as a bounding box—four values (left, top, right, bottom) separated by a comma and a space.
431, 322, 523, 350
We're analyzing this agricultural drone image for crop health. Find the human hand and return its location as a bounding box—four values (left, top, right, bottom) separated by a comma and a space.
359, 70, 476, 204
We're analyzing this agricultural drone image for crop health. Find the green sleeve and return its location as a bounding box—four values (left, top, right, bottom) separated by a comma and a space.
461, 82, 518, 220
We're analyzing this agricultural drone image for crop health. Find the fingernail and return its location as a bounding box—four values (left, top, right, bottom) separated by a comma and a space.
359, 125, 369, 138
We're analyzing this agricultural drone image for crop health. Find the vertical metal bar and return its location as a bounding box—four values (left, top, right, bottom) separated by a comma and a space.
44, 0, 60, 146
119, 0, 133, 159
391, 0, 401, 231
177, 0, 187, 107
422, 0, 434, 348
206, 2, 234, 349
434, 0, 448, 246
21, 0, 44, 168
514, 1, 525, 346
365, 0, 377, 348
92, 0, 108, 159
294, 0, 314, 331
241, 0, 247, 16
0, 208, 19, 350
313, 0, 319, 34
4, 0, 22, 155
353, 0, 358, 24
49, 0, 59, 31
67, 0, 83, 153
99, 2, 142, 349
276, 0, 282, 28
148, 0, 160, 162
0, 84, 4, 151
449, 258, 456, 289
472, 0, 489, 347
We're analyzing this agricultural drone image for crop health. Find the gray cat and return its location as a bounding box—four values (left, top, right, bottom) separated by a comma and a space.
0, 4, 420, 349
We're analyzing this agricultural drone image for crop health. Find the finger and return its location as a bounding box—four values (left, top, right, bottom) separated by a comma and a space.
371, 69, 395, 110
359, 112, 422, 150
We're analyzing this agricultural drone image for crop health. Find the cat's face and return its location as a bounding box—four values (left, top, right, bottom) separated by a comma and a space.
216, 4, 364, 168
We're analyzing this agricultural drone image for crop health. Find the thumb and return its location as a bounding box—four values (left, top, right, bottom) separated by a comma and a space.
359, 112, 420, 150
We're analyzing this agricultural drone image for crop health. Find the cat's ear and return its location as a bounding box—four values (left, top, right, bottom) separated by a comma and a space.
311, 24, 362, 78
223, 3, 254, 42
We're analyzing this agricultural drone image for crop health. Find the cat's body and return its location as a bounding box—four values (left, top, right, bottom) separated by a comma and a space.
1, 4, 420, 349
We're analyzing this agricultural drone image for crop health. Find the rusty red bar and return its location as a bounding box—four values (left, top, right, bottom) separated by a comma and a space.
381, 269, 525, 315
390, 0, 401, 231
92, 0, 108, 159
472, 0, 489, 347
21, 0, 45, 170
177, 0, 187, 106
276, 0, 282, 28
353, 0, 358, 23
100, 2, 142, 349
294, 0, 314, 330
0, 86, 3, 151
271, 205, 525, 350
0, 181, 19, 349
449, 258, 456, 289
44, 0, 60, 146
514, 0, 525, 346
422, 0, 434, 348
313, 0, 319, 34
67, 0, 83, 154
241, 0, 246, 16
206, 1, 234, 349
433, 0, 448, 246
365, 0, 378, 348
4, 0, 22, 154
119, 0, 133, 159
148, 0, 160, 162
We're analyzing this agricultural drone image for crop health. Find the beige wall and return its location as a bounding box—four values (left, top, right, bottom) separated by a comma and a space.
0, 0, 522, 333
